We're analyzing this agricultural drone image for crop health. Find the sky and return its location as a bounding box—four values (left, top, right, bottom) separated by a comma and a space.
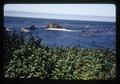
4, 4, 116, 22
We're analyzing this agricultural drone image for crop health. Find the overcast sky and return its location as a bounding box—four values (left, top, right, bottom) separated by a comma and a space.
4, 4, 116, 22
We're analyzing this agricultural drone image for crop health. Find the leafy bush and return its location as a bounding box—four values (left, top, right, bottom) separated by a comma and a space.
4, 30, 116, 80
51, 48, 116, 80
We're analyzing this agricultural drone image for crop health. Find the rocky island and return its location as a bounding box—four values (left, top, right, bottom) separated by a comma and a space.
46, 23, 62, 28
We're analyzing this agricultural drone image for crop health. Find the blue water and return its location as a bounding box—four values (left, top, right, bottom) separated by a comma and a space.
4, 16, 116, 49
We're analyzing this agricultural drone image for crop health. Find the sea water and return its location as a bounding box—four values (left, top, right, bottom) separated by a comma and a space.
4, 16, 116, 49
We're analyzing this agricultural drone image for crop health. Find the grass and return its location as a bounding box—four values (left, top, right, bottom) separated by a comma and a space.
3, 29, 116, 80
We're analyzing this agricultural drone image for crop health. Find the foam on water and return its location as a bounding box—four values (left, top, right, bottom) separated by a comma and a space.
46, 28, 77, 32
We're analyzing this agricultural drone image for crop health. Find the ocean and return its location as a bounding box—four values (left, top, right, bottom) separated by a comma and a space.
4, 16, 116, 49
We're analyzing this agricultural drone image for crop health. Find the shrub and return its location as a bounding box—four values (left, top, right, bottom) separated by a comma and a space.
51, 48, 116, 80
4, 30, 116, 79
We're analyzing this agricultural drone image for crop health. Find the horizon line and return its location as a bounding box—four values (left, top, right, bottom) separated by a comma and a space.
4, 15, 115, 23
4, 10, 115, 18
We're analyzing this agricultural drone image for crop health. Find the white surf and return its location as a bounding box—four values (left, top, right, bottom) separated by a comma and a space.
46, 28, 76, 32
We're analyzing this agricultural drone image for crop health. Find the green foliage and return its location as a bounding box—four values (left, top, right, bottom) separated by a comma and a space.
4, 30, 116, 80
51, 48, 115, 80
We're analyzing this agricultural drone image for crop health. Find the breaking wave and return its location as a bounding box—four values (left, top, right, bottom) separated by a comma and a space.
46, 28, 78, 32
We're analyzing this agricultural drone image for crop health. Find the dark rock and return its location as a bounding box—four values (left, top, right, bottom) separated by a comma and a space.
29, 25, 36, 30
46, 23, 62, 28
92, 41, 96, 44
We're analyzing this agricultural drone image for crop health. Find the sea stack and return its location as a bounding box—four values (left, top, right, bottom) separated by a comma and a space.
46, 23, 62, 28
29, 25, 36, 30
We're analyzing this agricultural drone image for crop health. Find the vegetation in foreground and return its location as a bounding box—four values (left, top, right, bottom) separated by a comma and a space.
3, 29, 116, 80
